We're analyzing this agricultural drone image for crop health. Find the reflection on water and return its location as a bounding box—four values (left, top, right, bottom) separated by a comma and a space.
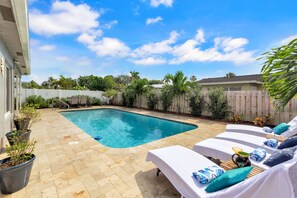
61, 109, 197, 148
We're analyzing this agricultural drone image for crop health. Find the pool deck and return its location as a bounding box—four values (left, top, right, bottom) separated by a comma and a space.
1, 106, 226, 198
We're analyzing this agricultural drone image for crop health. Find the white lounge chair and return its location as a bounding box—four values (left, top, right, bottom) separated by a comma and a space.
192, 138, 270, 170
226, 116, 297, 137
146, 145, 297, 198
215, 132, 278, 154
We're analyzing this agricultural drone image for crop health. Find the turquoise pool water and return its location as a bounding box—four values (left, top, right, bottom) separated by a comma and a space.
61, 109, 197, 148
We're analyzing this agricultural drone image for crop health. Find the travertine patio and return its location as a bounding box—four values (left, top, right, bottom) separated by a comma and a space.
1, 106, 226, 198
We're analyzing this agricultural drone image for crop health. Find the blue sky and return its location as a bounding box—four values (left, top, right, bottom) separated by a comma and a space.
26, 0, 297, 83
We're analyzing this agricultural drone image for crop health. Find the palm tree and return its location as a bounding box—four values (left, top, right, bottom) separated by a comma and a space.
164, 71, 192, 113
225, 72, 236, 78
129, 78, 150, 108
261, 38, 297, 110
190, 75, 197, 82
130, 71, 140, 81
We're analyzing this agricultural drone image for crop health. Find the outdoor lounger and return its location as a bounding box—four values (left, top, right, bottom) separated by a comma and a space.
192, 138, 270, 170
146, 145, 297, 198
226, 116, 297, 138
215, 132, 278, 154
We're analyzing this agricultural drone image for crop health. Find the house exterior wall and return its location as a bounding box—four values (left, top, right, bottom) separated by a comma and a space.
200, 83, 263, 92
0, 37, 15, 150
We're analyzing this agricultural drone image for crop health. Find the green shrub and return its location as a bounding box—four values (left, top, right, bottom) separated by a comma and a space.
189, 92, 204, 116
25, 95, 48, 109
160, 87, 173, 111
46, 98, 59, 108
122, 90, 136, 107
208, 88, 229, 119
147, 92, 159, 110
90, 97, 102, 105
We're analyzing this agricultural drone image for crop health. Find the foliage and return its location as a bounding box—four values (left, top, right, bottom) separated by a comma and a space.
122, 89, 136, 107
25, 95, 48, 109
260, 39, 297, 110
190, 75, 197, 82
103, 89, 117, 98
164, 71, 193, 113
0, 139, 36, 168
208, 88, 229, 119
147, 92, 159, 110
188, 88, 204, 116
114, 75, 131, 86
225, 72, 236, 78
128, 78, 151, 108
253, 114, 272, 126
229, 114, 243, 124
160, 85, 173, 111
89, 97, 103, 106
130, 71, 140, 80
18, 106, 40, 129
21, 80, 41, 89
148, 79, 163, 85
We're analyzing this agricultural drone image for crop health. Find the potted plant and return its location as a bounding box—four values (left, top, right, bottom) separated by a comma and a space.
7, 107, 40, 145
0, 139, 36, 194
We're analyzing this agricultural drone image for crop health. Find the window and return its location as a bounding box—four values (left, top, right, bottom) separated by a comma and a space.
5, 65, 12, 113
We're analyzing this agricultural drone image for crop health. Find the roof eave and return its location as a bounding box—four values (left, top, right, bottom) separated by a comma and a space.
199, 80, 263, 86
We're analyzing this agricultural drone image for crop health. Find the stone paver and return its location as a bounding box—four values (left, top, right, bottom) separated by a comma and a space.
0, 106, 226, 198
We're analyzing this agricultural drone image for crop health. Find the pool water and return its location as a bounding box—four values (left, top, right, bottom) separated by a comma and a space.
61, 109, 197, 148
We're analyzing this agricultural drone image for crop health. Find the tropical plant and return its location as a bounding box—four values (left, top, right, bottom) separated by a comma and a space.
103, 89, 117, 104
129, 78, 150, 108
25, 95, 48, 109
225, 72, 236, 78
130, 71, 140, 80
160, 85, 173, 111
164, 71, 192, 113
208, 88, 229, 119
260, 39, 297, 110
253, 114, 272, 126
188, 88, 204, 116
18, 106, 40, 129
122, 89, 136, 107
229, 114, 243, 124
147, 92, 159, 110
190, 75, 197, 82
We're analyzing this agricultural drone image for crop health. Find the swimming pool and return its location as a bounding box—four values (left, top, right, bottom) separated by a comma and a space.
61, 109, 197, 148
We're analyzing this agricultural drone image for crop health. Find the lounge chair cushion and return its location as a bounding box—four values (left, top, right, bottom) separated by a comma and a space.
263, 148, 295, 167
205, 166, 253, 193
264, 138, 278, 148
193, 166, 225, 184
273, 123, 290, 135
278, 136, 297, 149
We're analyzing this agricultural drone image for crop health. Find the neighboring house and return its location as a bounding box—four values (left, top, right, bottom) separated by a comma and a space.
199, 74, 263, 92
0, 0, 30, 150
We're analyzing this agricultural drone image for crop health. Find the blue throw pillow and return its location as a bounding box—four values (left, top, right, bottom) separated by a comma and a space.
273, 123, 290, 135
205, 166, 253, 193
264, 138, 278, 148
278, 136, 297, 149
263, 148, 295, 167
193, 166, 225, 184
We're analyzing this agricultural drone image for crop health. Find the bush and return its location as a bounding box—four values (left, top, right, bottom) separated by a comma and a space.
122, 90, 136, 107
160, 87, 173, 111
229, 114, 243, 124
208, 88, 229, 119
90, 97, 103, 106
147, 92, 159, 110
25, 95, 48, 109
46, 98, 59, 108
189, 92, 204, 116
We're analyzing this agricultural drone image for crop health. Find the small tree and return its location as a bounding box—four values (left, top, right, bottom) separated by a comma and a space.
208, 88, 229, 119
225, 72, 236, 78
103, 89, 117, 105
147, 92, 159, 110
188, 88, 204, 116
160, 86, 173, 111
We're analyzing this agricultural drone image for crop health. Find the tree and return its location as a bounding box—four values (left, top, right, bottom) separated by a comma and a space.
22, 80, 41, 89
164, 71, 192, 113
130, 71, 140, 80
260, 38, 297, 110
128, 78, 150, 108
103, 89, 117, 105
114, 75, 131, 85
190, 75, 197, 82
225, 72, 236, 78
58, 75, 77, 89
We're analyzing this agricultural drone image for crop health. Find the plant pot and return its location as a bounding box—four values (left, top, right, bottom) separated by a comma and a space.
6, 130, 31, 146
0, 155, 35, 194
14, 118, 30, 131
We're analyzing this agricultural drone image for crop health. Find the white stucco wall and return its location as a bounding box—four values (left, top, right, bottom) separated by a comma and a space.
0, 38, 14, 149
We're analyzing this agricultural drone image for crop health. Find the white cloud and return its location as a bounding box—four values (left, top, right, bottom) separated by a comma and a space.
150, 0, 173, 7
135, 31, 179, 56
133, 57, 166, 65
38, 45, 56, 51
280, 35, 297, 45
103, 20, 118, 29
146, 16, 163, 25
29, 1, 100, 36
56, 56, 69, 61
170, 29, 255, 65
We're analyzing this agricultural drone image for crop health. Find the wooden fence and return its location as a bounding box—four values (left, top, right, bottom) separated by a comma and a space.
113, 90, 297, 124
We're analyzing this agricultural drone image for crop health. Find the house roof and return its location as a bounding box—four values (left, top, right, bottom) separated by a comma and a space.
199, 74, 263, 85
